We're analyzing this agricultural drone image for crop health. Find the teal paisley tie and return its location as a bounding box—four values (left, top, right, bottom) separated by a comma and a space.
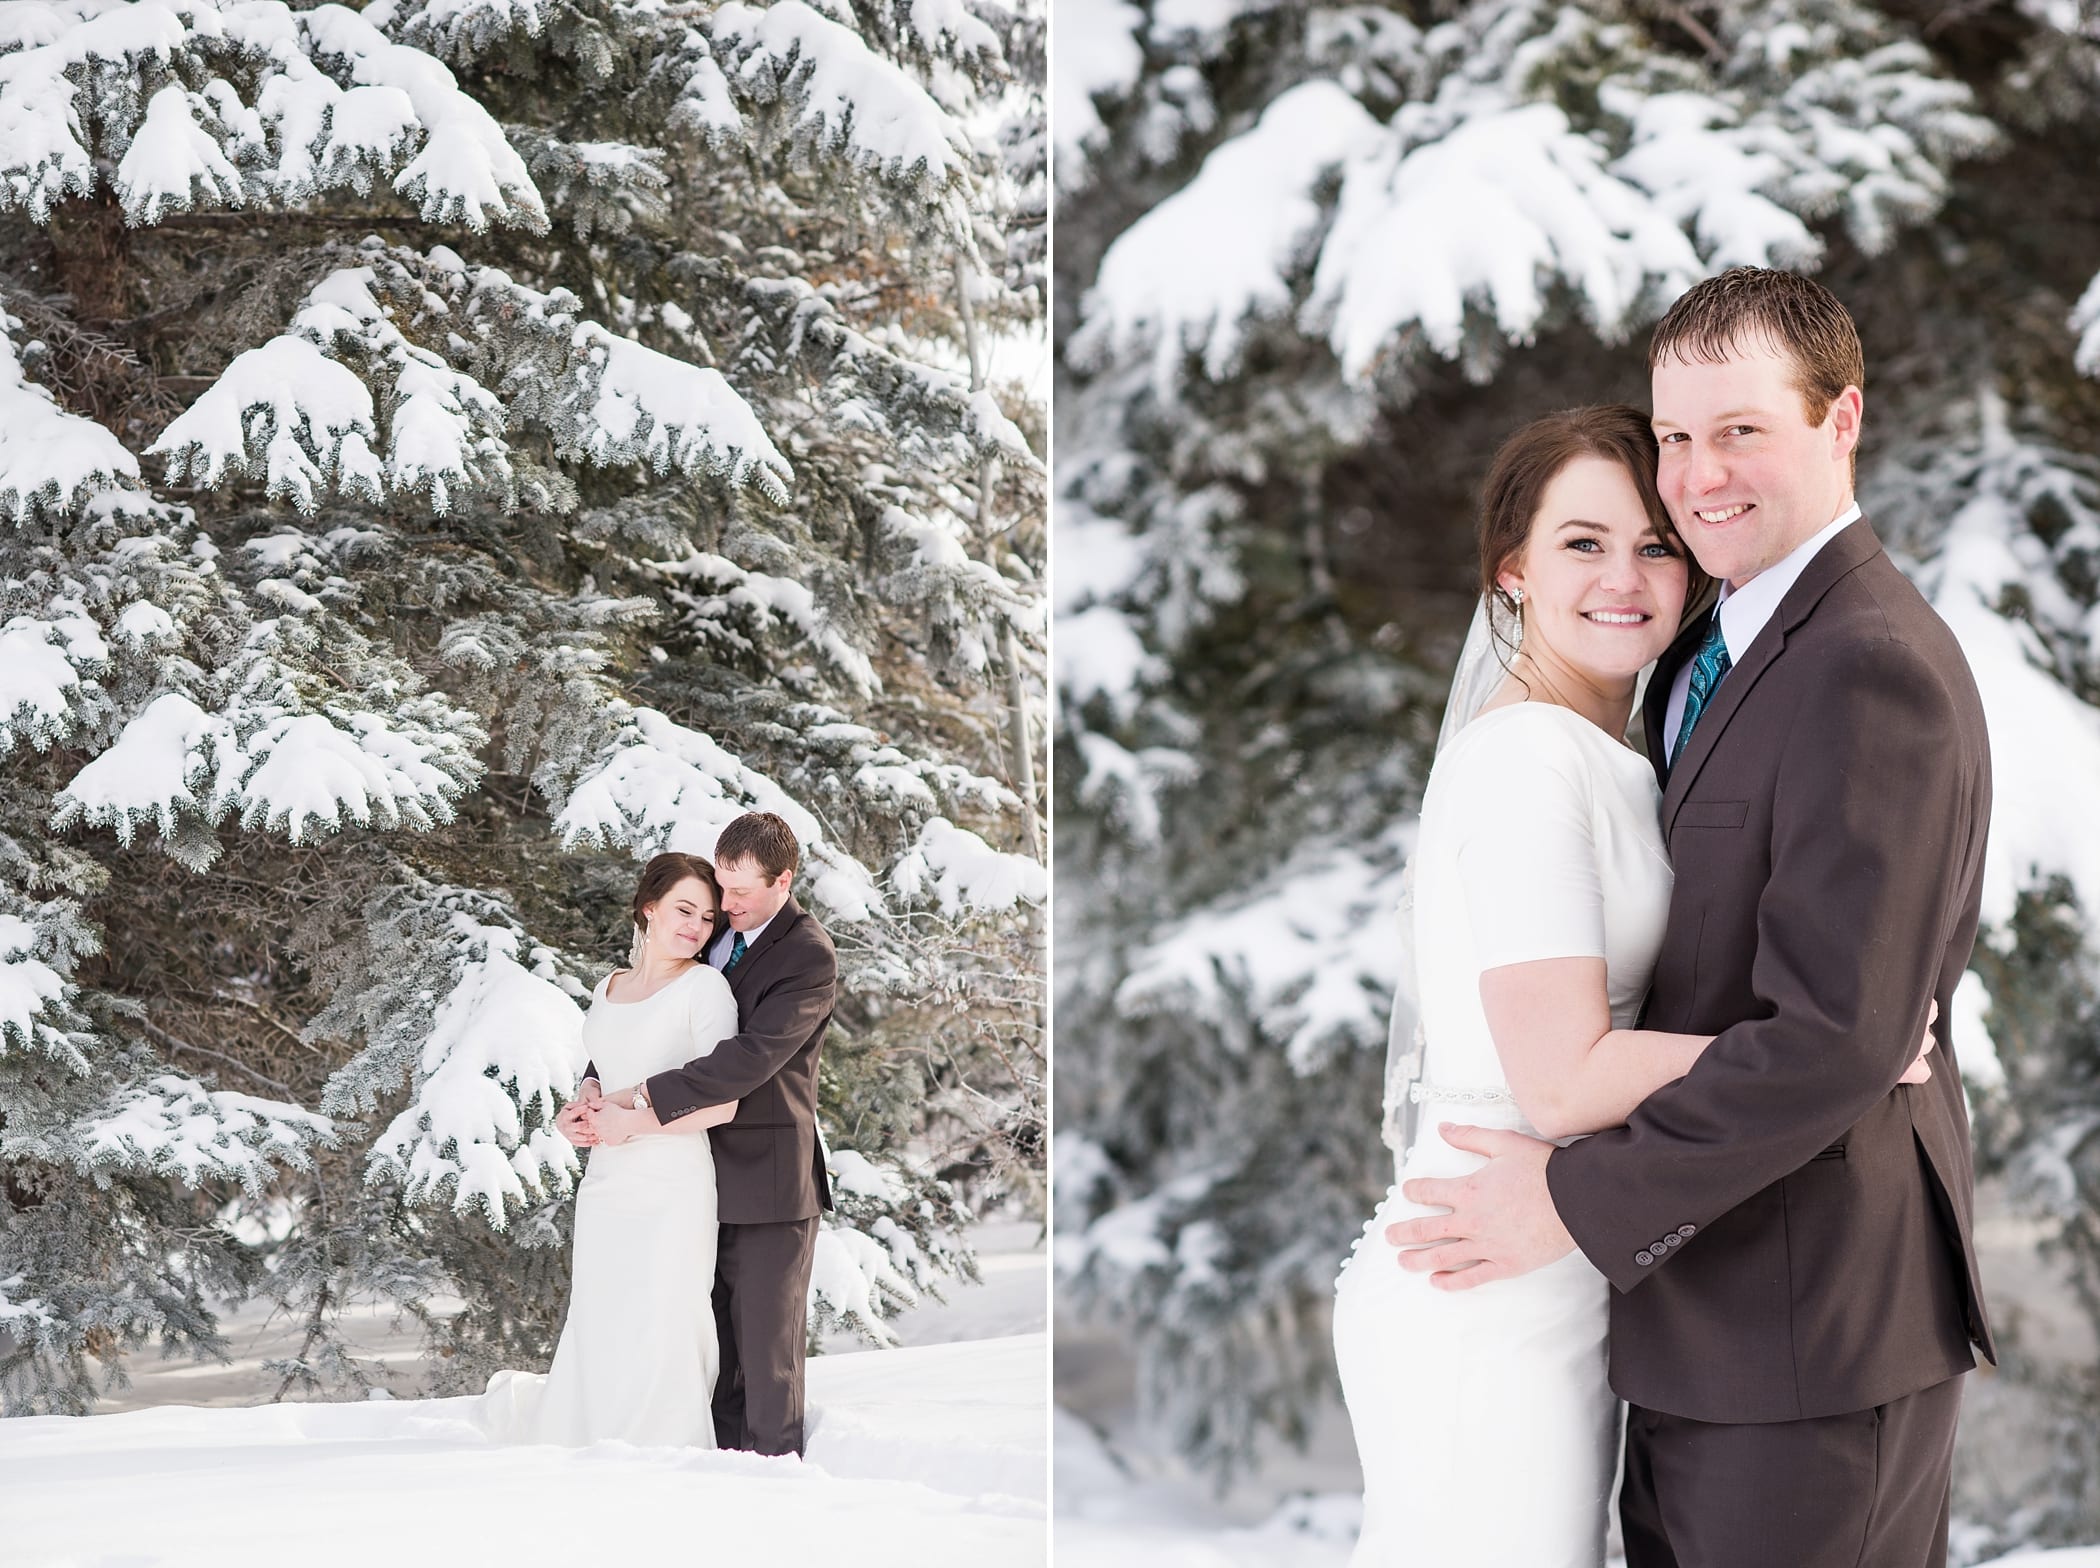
725, 931, 748, 974
1670, 614, 1732, 769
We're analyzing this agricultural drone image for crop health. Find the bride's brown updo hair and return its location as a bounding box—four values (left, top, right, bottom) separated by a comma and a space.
1477, 404, 1714, 644
630, 851, 722, 941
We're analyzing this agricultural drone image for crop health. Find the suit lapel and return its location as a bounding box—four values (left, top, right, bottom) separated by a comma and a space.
727, 896, 802, 996
1661, 518, 1884, 834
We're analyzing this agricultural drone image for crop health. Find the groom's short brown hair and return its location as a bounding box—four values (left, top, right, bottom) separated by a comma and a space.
1648, 268, 1865, 427
716, 811, 800, 882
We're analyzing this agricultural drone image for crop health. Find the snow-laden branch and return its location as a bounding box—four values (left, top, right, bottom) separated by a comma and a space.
0, 913, 70, 1060
880, 507, 1041, 675
1075, 3, 1995, 396
150, 248, 792, 512
54, 681, 482, 854
553, 703, 883, 922
121, 83, 245, 226
148, 336, 384, 510
0, 610, 110, 755
369, 919, 585, 1229
1070, 732, 1199, 847
1609, 39, 1996, 269
711, 0, 974, 213
1052, 0, 1143, 190
650, 549, 878, 694
2073, 270, 2100, 378
81, 1074, 337, 1196
797, 713, 1021, 817
891, 817, 1044, 917
571, 324, 793, 501
1895, 394, 2100, 938
809, 1221, 914, 1346
1309, 97, 1702, 380
663, 29, 744, 145
1608, 91, 1823, 272
746, 275, 1038, 472
0, 308, 141, 524
1056, 605, 1162, 725
1114, 838, 1406, 1075
812, 1147, 973, 1344
1073, 82, 1382, 388
365, 0, 548, 69
886, 0, 1004, 69
0, 0, 546, 230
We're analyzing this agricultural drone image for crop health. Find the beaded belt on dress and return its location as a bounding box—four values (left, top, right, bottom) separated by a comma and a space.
1407, 1080, 1515, 1105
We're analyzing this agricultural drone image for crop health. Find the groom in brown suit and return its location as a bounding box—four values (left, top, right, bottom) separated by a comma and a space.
584, 811, 836, 1456
1386, 269, 1995, 1566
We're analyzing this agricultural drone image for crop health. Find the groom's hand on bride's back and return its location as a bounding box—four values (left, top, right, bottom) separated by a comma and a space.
1385, 1124, 1576, 1291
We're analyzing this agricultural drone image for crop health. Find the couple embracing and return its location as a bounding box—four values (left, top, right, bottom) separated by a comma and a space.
1334, 268, 1995, 1568
484, 810, 836, 1456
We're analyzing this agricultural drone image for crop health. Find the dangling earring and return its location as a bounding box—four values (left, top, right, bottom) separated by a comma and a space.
1511, 587, 1524, 605
627, 918, 646, 968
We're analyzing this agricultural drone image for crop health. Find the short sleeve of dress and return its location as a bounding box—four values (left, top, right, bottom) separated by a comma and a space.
1442, 708, 1607, 969
683, 966, 740, 1063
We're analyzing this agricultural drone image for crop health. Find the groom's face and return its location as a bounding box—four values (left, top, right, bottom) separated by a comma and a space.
1651, 337, 1861, 589
717, 856, 793, 932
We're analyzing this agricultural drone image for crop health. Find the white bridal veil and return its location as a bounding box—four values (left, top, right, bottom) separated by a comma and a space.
1380, 594, 1520, 1154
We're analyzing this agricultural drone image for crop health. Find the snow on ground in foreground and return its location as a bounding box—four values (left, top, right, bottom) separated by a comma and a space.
0, 1335, 1044, 1568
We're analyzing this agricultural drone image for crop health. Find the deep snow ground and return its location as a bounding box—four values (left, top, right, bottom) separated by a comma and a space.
0, 1222, 1047, 1567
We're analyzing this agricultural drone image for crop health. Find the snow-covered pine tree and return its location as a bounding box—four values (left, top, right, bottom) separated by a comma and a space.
1054, 0, 2100, 1520
1, 0, 1044, 1411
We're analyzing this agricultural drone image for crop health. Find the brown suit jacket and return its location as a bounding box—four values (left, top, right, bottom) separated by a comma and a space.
1545, 518, 1996, 1424
588, 896, 837, 1225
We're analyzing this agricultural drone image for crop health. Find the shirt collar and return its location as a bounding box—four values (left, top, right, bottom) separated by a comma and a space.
1712, 502, 1861, 660
725, 910, 776, 951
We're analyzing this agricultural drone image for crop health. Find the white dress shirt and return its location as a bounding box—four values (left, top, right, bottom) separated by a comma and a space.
709, 909, 776, 970
1664, 502, 1862, 760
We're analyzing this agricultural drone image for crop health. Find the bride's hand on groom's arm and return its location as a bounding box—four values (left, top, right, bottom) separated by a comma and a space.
1897, 998, 1938, 1085
1385, 1124, 1577, 1291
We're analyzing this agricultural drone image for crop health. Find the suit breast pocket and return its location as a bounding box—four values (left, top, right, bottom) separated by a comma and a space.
1676, 799, 1749, 830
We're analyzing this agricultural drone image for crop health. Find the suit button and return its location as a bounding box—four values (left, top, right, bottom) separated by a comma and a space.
1636, 1249, 1655, 1266
1663, 1233, 1682, 1249
1676, 1224, 1696, 1239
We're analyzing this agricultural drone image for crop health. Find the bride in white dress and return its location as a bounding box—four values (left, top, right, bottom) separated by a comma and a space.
1331, 407, 1930, 1565
483, 853, 741, 1447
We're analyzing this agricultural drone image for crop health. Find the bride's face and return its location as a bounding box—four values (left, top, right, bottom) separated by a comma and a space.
1497, 455, 1689, 685
643, 876, 719, 960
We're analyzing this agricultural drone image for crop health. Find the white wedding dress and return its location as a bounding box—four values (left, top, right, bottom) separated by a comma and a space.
1333, 702, 1674, 1567
482, 961, 739, 1447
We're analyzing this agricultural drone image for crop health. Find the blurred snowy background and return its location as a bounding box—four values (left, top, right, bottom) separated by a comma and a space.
0, 0, 1046, 1423
1052, 1, 2100, 1562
